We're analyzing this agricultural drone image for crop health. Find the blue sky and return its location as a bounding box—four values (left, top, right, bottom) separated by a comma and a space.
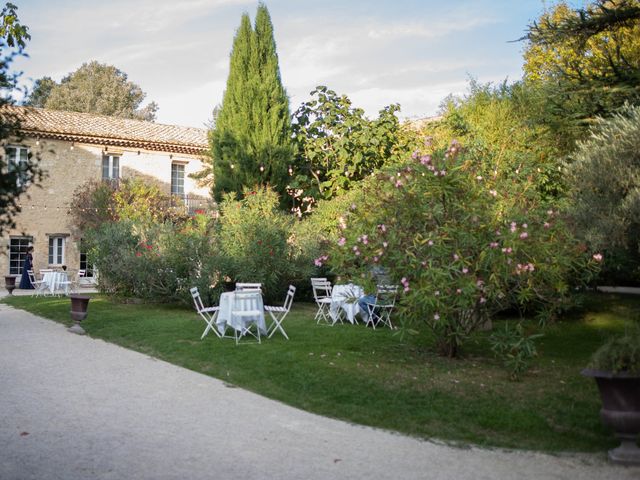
13, 1, 581, 128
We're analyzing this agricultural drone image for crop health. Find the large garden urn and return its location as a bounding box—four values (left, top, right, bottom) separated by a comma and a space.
582, 369, 640, 466
4, 275, 16, 295
68, 294, 90, 335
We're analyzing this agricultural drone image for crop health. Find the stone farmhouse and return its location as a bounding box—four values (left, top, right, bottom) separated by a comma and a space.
1, 105, 209, 278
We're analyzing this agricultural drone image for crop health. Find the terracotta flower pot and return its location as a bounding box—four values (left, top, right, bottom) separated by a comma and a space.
582, 368, 640, 466
4, 275, 16, 295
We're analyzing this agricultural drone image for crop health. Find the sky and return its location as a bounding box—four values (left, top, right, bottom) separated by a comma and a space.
12, 0, 578, 129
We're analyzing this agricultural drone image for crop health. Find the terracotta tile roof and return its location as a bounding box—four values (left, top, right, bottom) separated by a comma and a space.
1, 105, 209, 156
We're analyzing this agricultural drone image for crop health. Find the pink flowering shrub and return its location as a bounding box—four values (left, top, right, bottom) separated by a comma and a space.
327, 139, 600, 357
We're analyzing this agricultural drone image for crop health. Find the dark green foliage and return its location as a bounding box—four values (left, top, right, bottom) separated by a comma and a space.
0, 2, 29, 48
523, 0, 640, 149
566, 104, 640, 284
23, 76, 55, 107
589, 327, 640, 374
211, 4, 292, 203
34, 61, 158, 121
0, 2, 44, 235
290, 86, 411, 211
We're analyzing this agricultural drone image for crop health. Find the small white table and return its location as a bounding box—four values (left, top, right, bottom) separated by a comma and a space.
330, 284, 364, 324
41, 272, 69, 295
217, 291, 267, 335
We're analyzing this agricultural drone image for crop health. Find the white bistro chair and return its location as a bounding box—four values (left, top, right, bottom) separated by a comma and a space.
27, 270, 47, 296
311, 278, 333, 325
231, 290, 263, 345
190, 287, 225, 339
365, 285, 399, 329
264, 285, 296, 339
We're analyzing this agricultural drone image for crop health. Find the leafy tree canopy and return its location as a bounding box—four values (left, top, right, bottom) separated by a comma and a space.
290, 86, 412, 215
0, 2, 43, 235
27, 61, 158, 121
522, 0, 640, 143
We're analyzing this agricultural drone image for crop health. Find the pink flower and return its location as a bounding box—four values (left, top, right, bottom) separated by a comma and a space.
510, 222, 517, 233
382, 242, 388, 248
543, 222, 551, 229
420, 155, 432, 165
593, 253, 603, 262
355, 250, 361, 256
338, 237, 346, 246
350, 204, 357, 211
395, 180, 403, 188
519, 232, 528, 240
462, 268, 469, 274
421, 261, 427, 267
440, 170, 446, 176
456, 288, 462, 294
522, 223, 528, 229
353, 246, 359, 252
479, 297, 486, 304
378, 224, 387, 233
434, 290, 440, 296
136, 252, 142, 257
489, 242, 499, 248
428, 240, 434, 246
434, 313, 440, 320
453, 254, 459, 261
404, 286, 410, 293
476, 175, 483, 181
489, 189, 497, 197
373, 256, 379, 263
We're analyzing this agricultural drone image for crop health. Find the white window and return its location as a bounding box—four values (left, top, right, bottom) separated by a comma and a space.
171, 163, 185, 196
5, 145, 29, 185
102, 154, 120, 180
48, 236, 65, 265
9, 236, 32, 275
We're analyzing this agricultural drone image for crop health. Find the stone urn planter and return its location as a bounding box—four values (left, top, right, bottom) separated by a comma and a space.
582, 369, 640, 465
68, 294, 90, 335
582, 328, 640, 467
4, 275, 16, 295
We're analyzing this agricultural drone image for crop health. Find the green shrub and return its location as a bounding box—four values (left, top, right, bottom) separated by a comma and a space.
589, 328, 640, 374
325, 139, 599, 357
490, 323, 543, 381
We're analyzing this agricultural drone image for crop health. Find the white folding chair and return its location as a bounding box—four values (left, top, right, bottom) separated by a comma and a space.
311, 278, 333, 325
366, 285, 399, 329
27, 270, 47, 296
231, 290, 263, 345
235, 282, 262, 291
265, 285, 296, 339
190, 287, 225, 339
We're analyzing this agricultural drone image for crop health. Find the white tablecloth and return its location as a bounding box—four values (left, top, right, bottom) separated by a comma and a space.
330, 284, 364, 324
217, 291, 267, 335
41, 272, 69, 295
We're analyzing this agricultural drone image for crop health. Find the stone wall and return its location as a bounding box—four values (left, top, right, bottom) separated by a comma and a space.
1, 137, 209, 276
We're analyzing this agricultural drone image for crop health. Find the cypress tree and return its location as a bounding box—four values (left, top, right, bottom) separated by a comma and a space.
211, 3, 292, 201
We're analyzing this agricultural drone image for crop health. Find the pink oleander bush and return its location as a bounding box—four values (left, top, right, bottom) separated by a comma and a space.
323, 138, 601, 357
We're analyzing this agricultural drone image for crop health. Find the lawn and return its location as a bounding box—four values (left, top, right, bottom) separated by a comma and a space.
3, 291, 639, 452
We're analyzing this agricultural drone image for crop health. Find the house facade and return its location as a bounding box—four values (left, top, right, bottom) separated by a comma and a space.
1, 105, 210, 278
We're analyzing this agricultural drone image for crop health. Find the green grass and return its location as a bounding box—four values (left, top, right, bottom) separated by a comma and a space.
4, 292, 640, 452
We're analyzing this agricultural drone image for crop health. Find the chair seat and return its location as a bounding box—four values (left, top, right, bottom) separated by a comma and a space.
201, 306, 220, 313
317, 297, 332, 303
264, 305, 286, 312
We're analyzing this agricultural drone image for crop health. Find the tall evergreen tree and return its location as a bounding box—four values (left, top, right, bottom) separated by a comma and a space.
210, 3, 292, 202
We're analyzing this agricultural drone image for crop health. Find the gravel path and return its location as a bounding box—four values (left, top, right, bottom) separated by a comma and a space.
0, 303, 637, 480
